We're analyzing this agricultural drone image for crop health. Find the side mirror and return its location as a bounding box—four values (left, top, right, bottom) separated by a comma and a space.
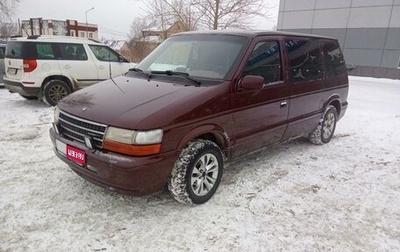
119, 55, 127, 62
239, 75, 264, 90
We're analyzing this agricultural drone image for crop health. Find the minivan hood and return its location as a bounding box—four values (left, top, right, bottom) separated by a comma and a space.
59, 75, 227, 129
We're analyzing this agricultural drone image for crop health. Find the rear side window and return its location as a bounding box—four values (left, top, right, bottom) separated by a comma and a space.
57, 43, 88, 61
285, 39, 323, 83
243, 41, 282, 85
89, 45, 120, 62
5, 41, 90, 61
321, 40, 347, 77
6, 42, 53, 59
36, 43, 55, 59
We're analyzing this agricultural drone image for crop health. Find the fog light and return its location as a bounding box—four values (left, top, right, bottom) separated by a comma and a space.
84, 136, 93, 149
53, 122, 61, 134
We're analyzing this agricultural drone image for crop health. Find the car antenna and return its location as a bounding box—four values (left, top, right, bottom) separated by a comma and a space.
108, 49, 125, 94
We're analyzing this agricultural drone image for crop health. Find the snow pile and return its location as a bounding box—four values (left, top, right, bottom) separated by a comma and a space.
0, 76, 399, 251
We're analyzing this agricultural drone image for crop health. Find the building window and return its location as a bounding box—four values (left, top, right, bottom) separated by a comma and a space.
88, 32, 93, 39
80, 31, 85, 37
70, 30, 75, 37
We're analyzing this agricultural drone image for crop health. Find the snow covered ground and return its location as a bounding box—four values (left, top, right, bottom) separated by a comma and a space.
0, 76, 399, 252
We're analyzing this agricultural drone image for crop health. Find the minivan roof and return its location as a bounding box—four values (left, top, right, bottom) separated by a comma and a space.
9, 35, 101, 44
172, 30, 336, 40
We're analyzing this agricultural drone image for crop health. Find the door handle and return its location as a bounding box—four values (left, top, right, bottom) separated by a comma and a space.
63, 65, 71, 69
99, 65, 105, 69
280, 101, 288, 107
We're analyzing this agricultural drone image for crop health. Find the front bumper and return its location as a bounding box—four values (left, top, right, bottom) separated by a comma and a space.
49, 128, 180, 196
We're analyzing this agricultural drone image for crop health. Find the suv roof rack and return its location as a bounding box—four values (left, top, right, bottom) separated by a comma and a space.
25, 35, 96, 41
27, 35, 41, 39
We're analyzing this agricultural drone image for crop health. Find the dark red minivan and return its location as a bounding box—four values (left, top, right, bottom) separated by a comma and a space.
49, 30, 348, 204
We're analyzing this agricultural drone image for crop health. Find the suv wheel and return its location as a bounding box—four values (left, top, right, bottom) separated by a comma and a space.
42, 80, 72, 106
309, 105, 338, 145
168, 139, 223, 205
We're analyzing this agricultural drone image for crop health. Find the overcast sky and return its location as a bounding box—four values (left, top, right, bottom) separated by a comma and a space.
15, 0, 279, 40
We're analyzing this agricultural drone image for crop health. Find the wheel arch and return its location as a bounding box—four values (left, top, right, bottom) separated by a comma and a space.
325, 95, 342, 116
41, 75, 74, 92
328, 98, 341, 116
176, 124, 229, 159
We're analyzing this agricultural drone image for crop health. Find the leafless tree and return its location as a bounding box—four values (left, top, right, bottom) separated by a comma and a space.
143, 0, 202, 31
0, 0, 18, 23
128, 17, 159, 62
193, 0, 269, 30
0, 0, 19, 39
0, 23, 14, 39
142, 0, 272, 31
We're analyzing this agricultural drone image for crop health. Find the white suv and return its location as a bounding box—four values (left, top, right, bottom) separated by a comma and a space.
3, 35, 135, 106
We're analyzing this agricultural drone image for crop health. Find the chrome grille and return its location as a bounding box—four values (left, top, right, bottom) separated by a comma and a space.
58, 110, 107, 149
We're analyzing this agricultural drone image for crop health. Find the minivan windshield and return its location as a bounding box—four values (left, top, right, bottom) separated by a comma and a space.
135, 34, 248, 80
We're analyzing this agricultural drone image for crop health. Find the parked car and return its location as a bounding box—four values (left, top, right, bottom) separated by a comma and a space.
50, 30, 349, 205
3, 35, 135, 105
0, 42, 6, 87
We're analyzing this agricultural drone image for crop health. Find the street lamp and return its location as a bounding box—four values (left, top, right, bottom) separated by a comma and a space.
85, 7, 95, 38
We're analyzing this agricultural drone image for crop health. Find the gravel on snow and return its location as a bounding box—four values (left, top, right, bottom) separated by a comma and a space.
0, 76, 399, 252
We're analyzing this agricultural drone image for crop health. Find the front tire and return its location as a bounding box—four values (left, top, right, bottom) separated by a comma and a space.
42, 80, 71, 106
168, 139, 223, 205
309, 105, 338, 145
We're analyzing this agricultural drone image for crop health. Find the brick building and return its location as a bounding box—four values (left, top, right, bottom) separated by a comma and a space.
20, 18, 98, 40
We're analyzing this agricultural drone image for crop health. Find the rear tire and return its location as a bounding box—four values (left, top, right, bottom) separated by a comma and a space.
309, 105, 338, 145
42, 80, 71, 106
168, 139, 223, 205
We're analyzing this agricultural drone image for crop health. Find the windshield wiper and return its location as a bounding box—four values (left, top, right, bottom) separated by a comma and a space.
129, 67, 152, 80
150, 70, 201, 86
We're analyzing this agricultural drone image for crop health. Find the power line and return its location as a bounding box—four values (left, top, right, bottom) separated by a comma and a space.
98, 26, 128, 36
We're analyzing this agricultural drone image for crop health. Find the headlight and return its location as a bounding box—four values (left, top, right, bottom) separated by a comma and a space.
54, 106, 60, 123
103, 127, 163, 156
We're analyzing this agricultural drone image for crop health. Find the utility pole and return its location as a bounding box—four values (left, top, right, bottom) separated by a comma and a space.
85, 7, 95, 38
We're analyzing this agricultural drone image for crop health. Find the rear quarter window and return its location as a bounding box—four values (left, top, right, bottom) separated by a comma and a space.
5, 42, 25, 58
321, 40, 347, 77
5, 41, 43, 59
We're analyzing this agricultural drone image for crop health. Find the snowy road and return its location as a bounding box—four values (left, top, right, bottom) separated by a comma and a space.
1, 76, 399, 251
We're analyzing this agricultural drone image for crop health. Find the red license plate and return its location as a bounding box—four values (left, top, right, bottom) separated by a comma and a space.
66, 145, 86, 165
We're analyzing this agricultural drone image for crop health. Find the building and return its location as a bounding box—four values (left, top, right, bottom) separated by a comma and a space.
142, 20, 188, 41
128, 21, 189, 62
277, 0, 400, 79
20, 18, 98, 40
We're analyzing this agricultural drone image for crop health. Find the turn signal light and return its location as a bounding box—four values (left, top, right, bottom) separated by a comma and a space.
103, 139, 161, 156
